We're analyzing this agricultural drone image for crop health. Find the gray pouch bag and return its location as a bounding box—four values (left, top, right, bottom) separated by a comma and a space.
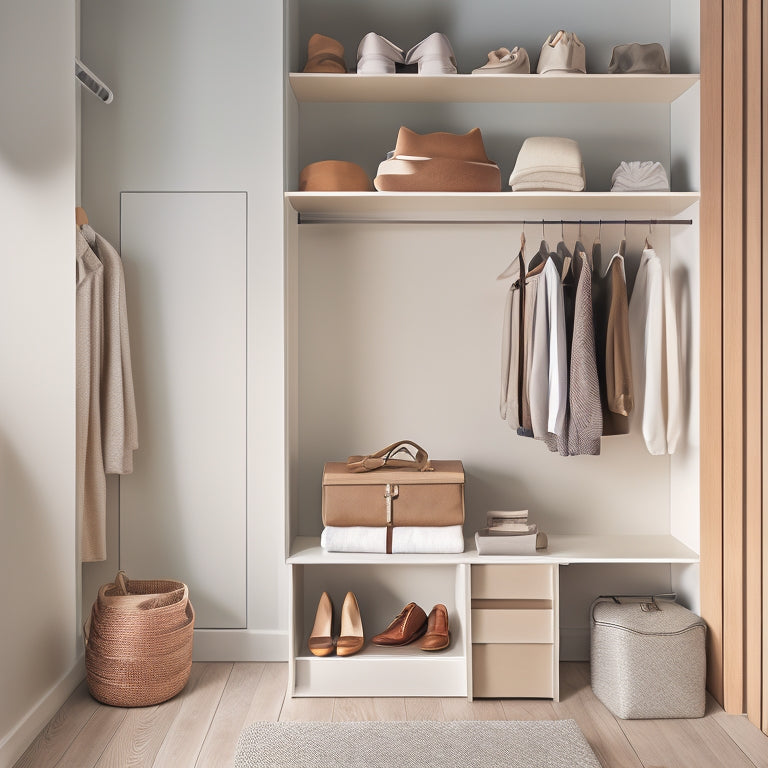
608, 42, 669, 74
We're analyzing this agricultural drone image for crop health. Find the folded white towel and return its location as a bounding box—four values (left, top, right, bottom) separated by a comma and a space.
611, 161, 669, 192
321, 525, 465, 554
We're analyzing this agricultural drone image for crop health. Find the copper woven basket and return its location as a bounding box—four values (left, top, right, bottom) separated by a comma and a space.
85, 571, 195, 707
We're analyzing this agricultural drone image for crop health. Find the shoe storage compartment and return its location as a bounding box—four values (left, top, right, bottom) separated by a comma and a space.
470, 564, 558, 699
289, 562, 469, 697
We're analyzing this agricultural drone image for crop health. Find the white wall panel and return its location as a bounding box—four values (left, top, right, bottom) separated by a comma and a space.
120, 192, 247, 628
80, 0, 286, 653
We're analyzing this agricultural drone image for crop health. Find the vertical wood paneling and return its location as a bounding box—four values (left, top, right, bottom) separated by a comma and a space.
763, 0, 768, 737
700, 0, 725, 705
744, 0, 764, 729
722, 0, 747, 714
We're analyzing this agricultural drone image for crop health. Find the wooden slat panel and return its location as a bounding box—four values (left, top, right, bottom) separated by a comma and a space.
763, 0, 768, 737
722, 0, 747, 715
699, 0, 725, 706
744, 0, 764, 730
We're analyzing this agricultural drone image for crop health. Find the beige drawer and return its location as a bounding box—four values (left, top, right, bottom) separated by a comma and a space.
472, 643, 554, 698
472, 608, 553, 644
471, 564, 554, 600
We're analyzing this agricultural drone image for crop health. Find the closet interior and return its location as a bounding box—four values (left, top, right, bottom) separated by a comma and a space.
284, 0, 701, 698
77, 0, 702, 700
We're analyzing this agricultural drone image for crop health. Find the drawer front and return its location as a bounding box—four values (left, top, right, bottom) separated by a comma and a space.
472, 643, 554, 698
472, 608, 553, 644
471, 564, 554, 600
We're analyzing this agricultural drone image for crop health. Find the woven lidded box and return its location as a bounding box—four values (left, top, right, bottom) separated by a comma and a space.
590, 597, 706, 719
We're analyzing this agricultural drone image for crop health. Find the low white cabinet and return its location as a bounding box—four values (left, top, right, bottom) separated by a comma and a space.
286, 536, 698, 700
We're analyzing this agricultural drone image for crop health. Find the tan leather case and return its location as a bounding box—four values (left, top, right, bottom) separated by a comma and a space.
322, 460, 465, 527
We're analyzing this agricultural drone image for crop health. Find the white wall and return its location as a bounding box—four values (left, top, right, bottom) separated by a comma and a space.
0, 1, 79, 765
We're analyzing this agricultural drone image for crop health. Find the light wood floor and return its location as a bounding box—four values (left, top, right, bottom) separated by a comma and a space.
13, 662, 768, 768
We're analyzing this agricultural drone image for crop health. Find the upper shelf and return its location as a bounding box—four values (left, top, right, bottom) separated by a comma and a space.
286, 191, 700, 222
288, 73, 700, 104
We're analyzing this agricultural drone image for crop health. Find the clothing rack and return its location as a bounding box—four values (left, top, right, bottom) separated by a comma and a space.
297, 215, 694, 226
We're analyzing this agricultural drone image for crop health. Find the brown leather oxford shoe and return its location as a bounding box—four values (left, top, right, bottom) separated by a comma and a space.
371, 602, 427, 646
419, 603, 450, 651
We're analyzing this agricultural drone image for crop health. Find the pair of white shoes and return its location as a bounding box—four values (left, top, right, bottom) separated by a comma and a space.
357, 32, 457, 74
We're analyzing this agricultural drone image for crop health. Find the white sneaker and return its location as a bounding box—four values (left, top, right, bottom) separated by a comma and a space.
356, 32, 405, 74
405, 32, 457, 74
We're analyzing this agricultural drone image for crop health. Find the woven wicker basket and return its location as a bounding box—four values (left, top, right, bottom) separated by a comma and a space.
85, 571, 195, 707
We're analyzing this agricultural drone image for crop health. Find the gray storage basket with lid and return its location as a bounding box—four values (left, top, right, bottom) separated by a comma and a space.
590, 595, 706, 719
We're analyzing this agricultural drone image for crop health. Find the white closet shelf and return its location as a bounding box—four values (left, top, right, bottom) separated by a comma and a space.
288, 73, 700, 103
286, 191, 700, 221
288, 534, 700, 565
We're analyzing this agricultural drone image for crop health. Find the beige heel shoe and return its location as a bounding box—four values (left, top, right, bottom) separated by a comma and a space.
308, 591, 334, 657
336, 592, 364, 657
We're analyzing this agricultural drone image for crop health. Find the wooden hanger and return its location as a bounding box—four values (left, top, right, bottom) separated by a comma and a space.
75, 206, 89, 227
496, 231, 526, 280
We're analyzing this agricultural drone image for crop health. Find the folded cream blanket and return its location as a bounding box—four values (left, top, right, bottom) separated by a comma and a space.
509, 137, 585, 191
321, 525, 465, 554
611, 160, 669, 192
510, 168, 586, 191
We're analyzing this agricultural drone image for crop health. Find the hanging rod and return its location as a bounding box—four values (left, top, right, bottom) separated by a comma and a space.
297, 215, 693, 226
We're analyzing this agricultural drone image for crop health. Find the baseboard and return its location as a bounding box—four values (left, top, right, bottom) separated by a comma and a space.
559, 627, 590, 661
192, 629, 288, 661
0, 654, 85, 768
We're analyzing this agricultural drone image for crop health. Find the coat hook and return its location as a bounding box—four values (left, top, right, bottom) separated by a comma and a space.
541, 219, 545, 239
560, 219, 564, 241
623, 219, 628, 239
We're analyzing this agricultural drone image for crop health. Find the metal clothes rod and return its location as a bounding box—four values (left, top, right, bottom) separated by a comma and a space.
297, 216, 694, 225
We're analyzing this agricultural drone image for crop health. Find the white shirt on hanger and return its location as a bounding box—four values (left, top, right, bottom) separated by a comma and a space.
628, 246, 682, 455
529, 257, 568, 438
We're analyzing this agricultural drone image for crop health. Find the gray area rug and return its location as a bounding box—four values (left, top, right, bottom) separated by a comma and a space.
235, 720, 601, 768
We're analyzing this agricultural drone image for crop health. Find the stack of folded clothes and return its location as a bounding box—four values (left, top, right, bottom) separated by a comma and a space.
610, 160, 670, 192
320, 447, 466, 554
508, 136, 586, 191
374, 127, 501, 192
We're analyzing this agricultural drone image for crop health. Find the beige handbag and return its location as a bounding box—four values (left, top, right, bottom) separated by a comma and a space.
322, 441, 465, 547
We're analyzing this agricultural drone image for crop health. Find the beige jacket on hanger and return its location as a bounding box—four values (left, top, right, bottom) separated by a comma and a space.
82, 225, 138, 474
76, 229, 106, 562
